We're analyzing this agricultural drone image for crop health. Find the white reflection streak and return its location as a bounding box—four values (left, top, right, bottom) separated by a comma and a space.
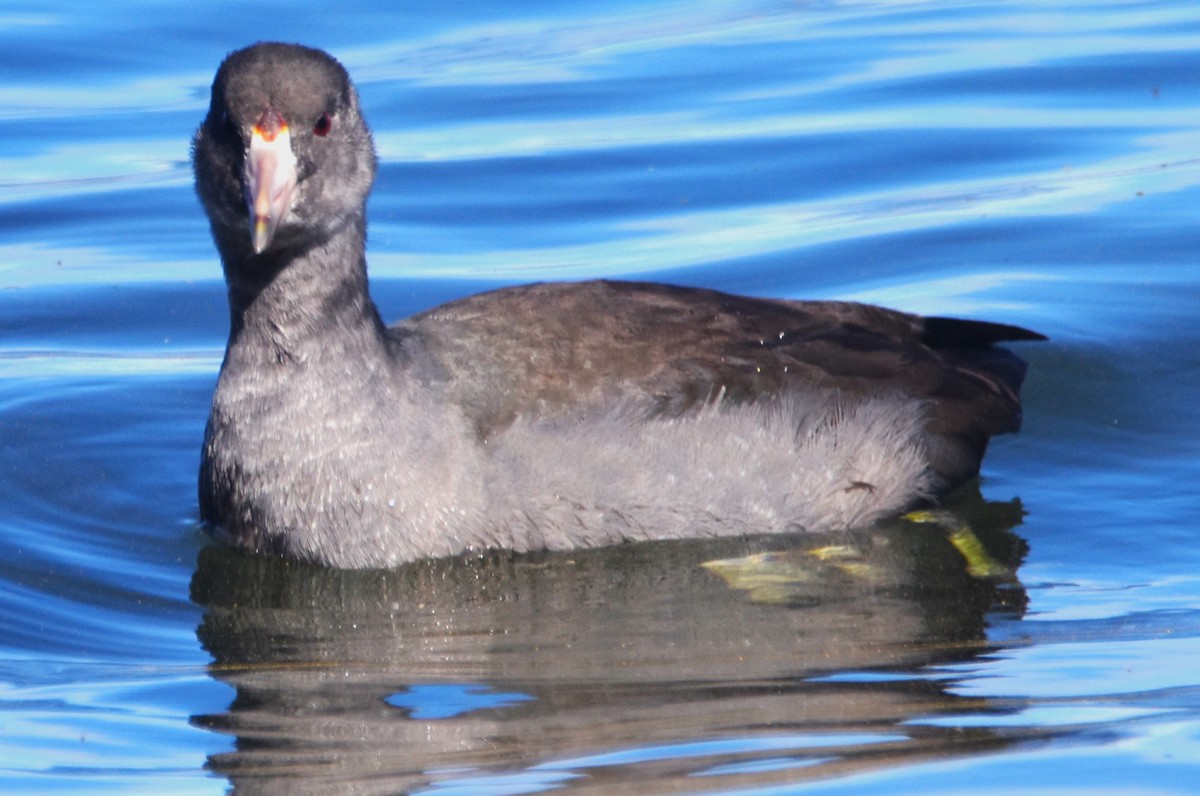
0, 349, 221, 380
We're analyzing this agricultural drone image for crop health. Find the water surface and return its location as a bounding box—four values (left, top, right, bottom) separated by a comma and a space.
2, 1, 1200, 793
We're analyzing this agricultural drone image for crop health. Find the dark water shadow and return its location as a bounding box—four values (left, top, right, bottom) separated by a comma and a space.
191, 485, 1031, 794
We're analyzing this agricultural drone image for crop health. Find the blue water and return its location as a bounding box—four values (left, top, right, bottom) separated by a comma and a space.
3, 1, 1200, 793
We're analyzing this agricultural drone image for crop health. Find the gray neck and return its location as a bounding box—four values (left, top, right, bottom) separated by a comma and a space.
220, 217, 387, 366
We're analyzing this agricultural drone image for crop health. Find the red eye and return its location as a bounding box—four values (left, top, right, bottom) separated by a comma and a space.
313, 112, 332, 136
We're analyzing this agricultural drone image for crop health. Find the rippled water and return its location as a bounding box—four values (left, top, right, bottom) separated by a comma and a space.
3, 1, 1200, 793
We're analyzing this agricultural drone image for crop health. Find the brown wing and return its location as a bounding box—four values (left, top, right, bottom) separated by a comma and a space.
394, 279, 1043, 489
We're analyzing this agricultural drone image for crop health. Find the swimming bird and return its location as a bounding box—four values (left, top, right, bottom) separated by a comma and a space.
193, 42, 1044, 568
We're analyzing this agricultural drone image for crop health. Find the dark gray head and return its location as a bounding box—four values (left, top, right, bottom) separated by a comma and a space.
192, 43, 378, 264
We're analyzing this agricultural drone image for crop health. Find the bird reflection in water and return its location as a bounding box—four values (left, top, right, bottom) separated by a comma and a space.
191, 484, 1030, 794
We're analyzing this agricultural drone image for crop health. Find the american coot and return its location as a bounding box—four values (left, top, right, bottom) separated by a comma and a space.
193, 42, 1044, 569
